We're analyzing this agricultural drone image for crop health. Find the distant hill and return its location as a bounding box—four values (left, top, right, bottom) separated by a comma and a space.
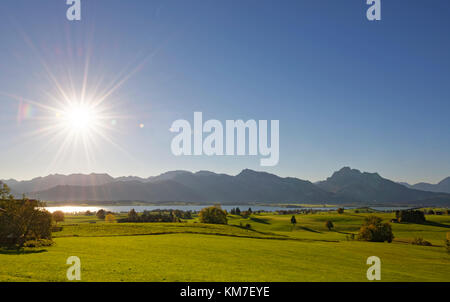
27, 180, 204, 203
25, 170, 334, 204
147, 169, 334, 203
3, 168, 450, 206
2, 173, 114, 195
399, 177, 450, 194
316, 167, 450, 205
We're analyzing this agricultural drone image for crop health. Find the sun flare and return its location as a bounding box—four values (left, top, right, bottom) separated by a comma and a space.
61, 103, 98, 132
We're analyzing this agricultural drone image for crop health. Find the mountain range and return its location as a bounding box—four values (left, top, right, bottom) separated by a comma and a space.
2, 167, 450, 206
398, 178, 450, 194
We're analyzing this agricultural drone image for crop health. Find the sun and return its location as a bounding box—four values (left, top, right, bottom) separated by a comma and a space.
61, 103, 99, 133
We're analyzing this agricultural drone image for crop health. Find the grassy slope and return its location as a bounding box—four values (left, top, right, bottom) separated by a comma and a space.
1, 210, 449, 282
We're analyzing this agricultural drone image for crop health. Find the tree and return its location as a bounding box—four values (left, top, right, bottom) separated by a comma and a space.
96, 209, 106, 220
358, 215, 394, 243
0, 182, 13, 200
105, 213, 116, 223
128, 209, 138, 222
325, 220, 334, 231
398, 210, 426, 223
241, 211, 251, 218
0, 187, 52, 248
235, 207, 241, 215
52, 211, 65, 226
199, 206, 227, 224
291, 215, 297, 225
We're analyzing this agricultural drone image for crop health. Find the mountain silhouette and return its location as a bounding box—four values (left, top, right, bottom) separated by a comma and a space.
400, 177, 450, 194
2, 173, 114, 195
3, 168, 450, 205
316, 167, 450, 204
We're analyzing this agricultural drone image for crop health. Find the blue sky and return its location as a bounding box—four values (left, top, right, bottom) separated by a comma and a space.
0, 0, 449, 184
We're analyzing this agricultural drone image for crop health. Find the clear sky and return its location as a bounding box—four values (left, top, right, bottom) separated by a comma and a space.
0, 0, 449, 184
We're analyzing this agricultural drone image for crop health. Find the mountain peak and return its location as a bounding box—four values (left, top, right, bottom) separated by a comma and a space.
331, 167, 362, 178
438, 177, 450, 185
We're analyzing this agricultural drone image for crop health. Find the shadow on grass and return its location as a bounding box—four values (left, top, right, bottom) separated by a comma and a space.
250, 217, 270, 224
0, 248, 48, 255
297, 226, 322, 233
423, 221, 450, 229
334, 230, 355, 235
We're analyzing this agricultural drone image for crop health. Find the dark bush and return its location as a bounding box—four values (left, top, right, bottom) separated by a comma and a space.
325, 221, 334, 230
241, 211, 251, 218
199, 206, 227, 225
337, 208, 344, 214
291, 216, 297, 225
96, 209, 106, 220
119, 209, 187, 223
358, 216, 394, 243
412, 237, 432, 246
398, 210, 426, 223
23, 239, 53, 248
128, 209, 138, 221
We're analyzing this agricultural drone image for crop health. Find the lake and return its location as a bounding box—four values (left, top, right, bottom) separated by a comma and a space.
44, 205, 415, 213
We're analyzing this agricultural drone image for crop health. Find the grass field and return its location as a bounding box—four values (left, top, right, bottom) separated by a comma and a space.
1, 209, 449, 282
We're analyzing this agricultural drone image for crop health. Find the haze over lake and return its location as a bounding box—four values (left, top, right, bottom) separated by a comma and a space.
44, 205, 415, 214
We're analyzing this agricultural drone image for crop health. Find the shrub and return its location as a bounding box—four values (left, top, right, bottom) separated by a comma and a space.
412, 237, 432, 246
325, 221, 334, 231
119, 210, 186, 223
23, 239, 53, 248
397, 210, 426, 224
199, 206, 227, 224
241, 211, 251, 218
358, 216, 394, 243
96, 209, 106, 220
52, 211, 65, 226
105, 213, 116, 223
291, 216, 297, 225
128, 209, 138, 221
337, 208, 344, 214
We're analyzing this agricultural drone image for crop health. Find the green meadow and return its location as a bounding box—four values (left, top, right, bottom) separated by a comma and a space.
1, 209, 449, 282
